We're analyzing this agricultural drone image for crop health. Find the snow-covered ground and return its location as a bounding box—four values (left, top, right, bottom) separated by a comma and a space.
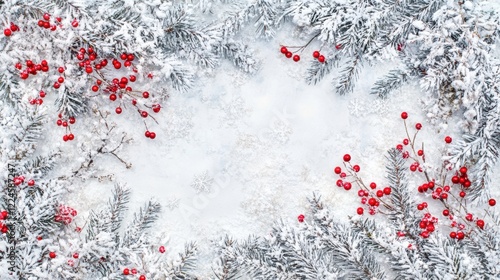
55, 30, 499, 275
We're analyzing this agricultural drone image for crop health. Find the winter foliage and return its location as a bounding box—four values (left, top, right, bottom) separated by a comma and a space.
1, 0, 500, 278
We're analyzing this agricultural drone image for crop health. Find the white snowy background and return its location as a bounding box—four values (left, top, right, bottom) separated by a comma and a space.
39, 22, 500, 276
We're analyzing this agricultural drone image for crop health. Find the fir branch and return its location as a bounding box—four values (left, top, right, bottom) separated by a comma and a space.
306, 57, 335, 85
371, 69, 411, 99
55, 87, 88, 118
335, 55, 361, 95
121, 200, 161, 248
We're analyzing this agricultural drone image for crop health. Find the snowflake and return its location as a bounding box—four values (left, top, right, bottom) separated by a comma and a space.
221, 96, 248, 126
268, 118, 293, 145
347, 98, 368, 117
190, 171, 214, 194
166, 197, 180, 210
370, 99, 390, 116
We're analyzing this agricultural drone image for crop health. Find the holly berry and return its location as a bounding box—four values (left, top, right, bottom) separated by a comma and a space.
159, 246, 166, 253
58, 77, 64, 83
383, 187, 391, 195
450, 232, 457, 239
313, 51, 320, 58
49, 252, 56, 259
445, 136, 452, 143
417, 150, 424, 156
280, 46, 287, 54
476, 219, 485, 229
73, 253, 79, 259
318, 55, 325, 63
110, 94, 117, 101
68, 134, 75, 141
285, 52, 292, 58
297, 214, 305, 223
334, 166, 341, 174
142, 91, 149, 98
460, 166, 467, 174
370, 182, 377, 189
376, 190, 383, 197
343, 154, 351, 162
149, 132, 156, 139
4, 28, 12, 37
489, 198, 496, 206
27, 179, 35, 186
459, 191, 466, 198
71, 20, 79, 28
401, 112, 408, 119
343, 182, 352, 190
123, 268, 130, 275
152, 104, 161, 113
417, 204, 424, 211
145, 131, 151, 138
442, 209, 449, 216
115, 107, 122, 114
127, 54, 135, 61
141, 111, 148, 118
92, 85, 99, 92
293, 55, 300, 62
457, 231, 465, 240
54, 82, 60, 89
415, 123, 422, 130
352, 165, 360, 172
357, 207, 364, 215
368, 198, 376, 206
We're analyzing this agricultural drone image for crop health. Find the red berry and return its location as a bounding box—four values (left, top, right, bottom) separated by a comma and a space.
280, 46, 287, 54
396, 144, 403, 151
445, 136, 452, 143
343, 154, 351, 162
293, 55, 300, 62
10, 24, 18, 32
450, 232, 457, 239
318, 55, 325, 63
489, 198, 496, 206
312, 51, 320, 58
73, 253, 79, 259
415, 123, 422, 130
334, 166, 341, 174
91, 85, 99, 92
58, 67, 65, 73
15, 62, 22, 69
417, 150, 423, 156
285, 52, 292, 58
71, 20, 78, 28
63, 135, 69, 142
457, 231, 465, 240
442, 209, 449, 216
417, 204, 424, 211
120, 53, 128, 60
58, 77, 64, 83
49, 252, 56, 259
142, 91, 149, 98
115, 107, 122, 114
459, 191, 466, 198
336, 179, 343, 187
357, 190, 365, 197
153, 104, 161, 113
357, 207, 364, 215
56, 119, 62, 126
368, 198, 376, 206
68, 134, 74, 141
53, 82, 60, 89
4, 28, 12, 37
297, 214, 305, 223
476, 219, 485, 229
335, 44, 342, 50
113, 61, 121, 69
343, 182, 351, 190
397, 44, 403, 51
370, 182, 377, 189
27, 179, 35, 186
124, 61, 131, 67
127, 54, 134, 61
460, 167, 467, 174
401, 112, 408, 119
139, 276, 146, 280
43, 13, 50, 20
376, 190, 384, 197
131, 268, 137, 274
383, 187, 391, 195
85, 67, 93, 74
109, 94, 117, 101
451, 176, 459, 184
141, 111, 148, 118
159, 245, 165, 253
68, 117, 75, 124
129, 75, 136, 82
421, 231, 429, 238
39, 91, 46, 98
123, 268, 130, 275
353, 165, 360, 172
145, 131, 151, 138
403, 139, 409, 145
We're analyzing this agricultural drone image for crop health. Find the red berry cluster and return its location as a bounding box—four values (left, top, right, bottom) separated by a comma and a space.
399, 111, 495, 240
0, 210, 9, 233
13, 176, 36, 187
54, 205, 78, 225
334, 154, 392, 216
280, 46, 300, 62
55, 113, 76, 141
3, 22, 20, 36
417, 212, 438, 238
16, 59, 50, 80
123, 267, 146, 279
37, 13, 62, 31
312, 50, 326, 63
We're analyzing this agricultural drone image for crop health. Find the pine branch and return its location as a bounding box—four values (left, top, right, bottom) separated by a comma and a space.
55, 87, 88, 118
335, 55, 361, 95
371, 69, 411, 99
121, 200, 161, 248
306, 57, 335, 85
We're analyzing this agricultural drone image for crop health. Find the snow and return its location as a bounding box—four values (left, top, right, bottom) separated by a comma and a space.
56, 24, 500, 277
